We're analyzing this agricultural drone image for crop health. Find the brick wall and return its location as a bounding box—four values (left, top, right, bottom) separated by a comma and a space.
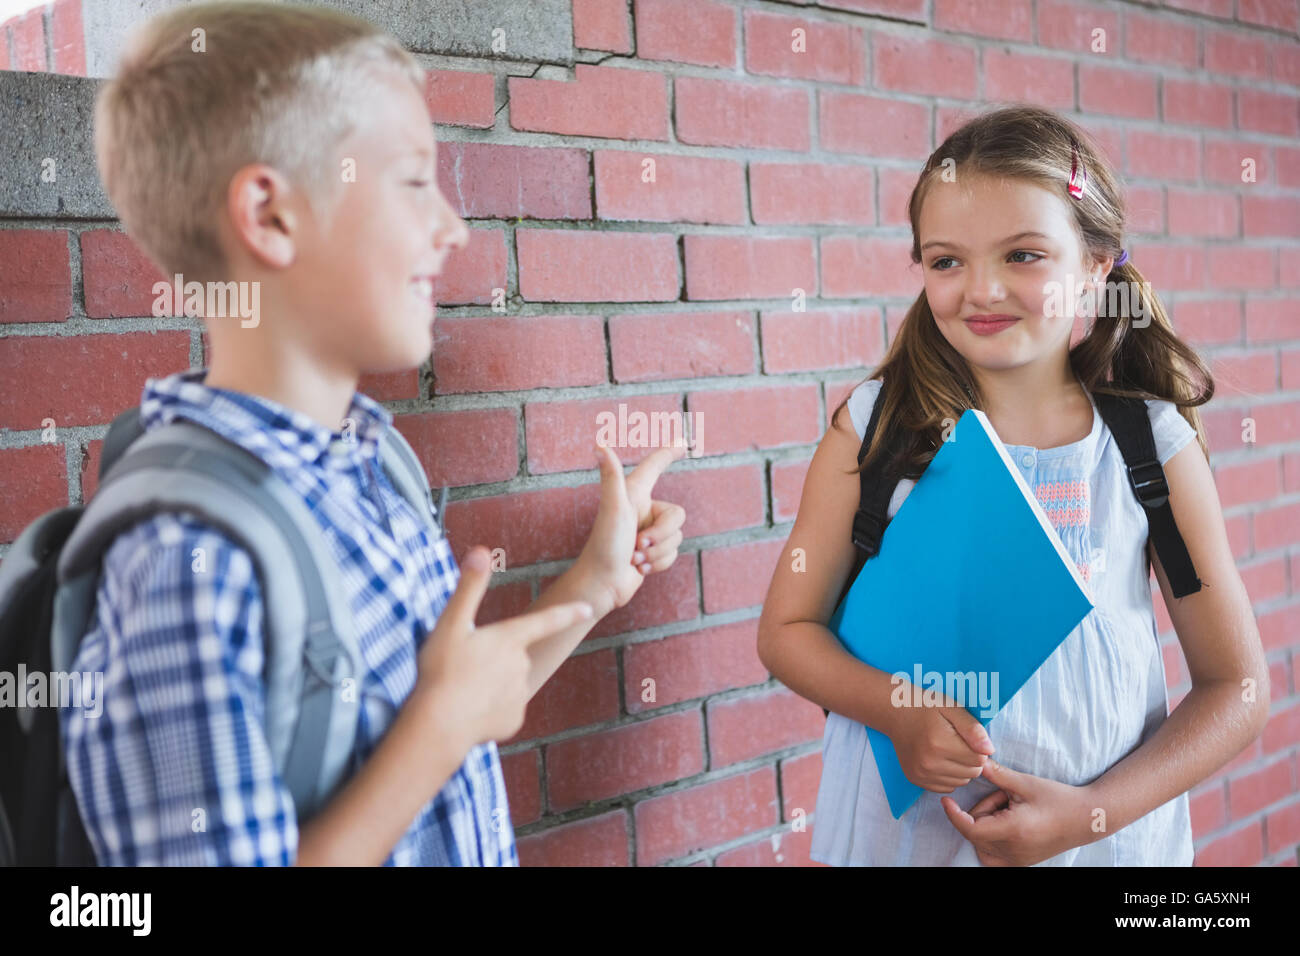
1, 0, 1298, 867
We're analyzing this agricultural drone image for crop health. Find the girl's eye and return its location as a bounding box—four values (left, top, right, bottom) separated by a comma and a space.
407, 180, 431, 188
929, 251, 1042, 271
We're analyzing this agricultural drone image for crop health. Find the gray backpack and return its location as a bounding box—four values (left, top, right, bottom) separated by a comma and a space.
0, 405, 447, 865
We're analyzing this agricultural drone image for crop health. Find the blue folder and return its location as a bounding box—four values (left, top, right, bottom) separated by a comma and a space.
828, 407, 1095, 819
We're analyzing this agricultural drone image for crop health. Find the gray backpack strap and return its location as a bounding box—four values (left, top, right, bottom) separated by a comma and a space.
57, 421, 361, 819
378, 425, 446, 535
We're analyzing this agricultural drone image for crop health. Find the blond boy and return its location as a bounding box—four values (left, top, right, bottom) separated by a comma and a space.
66, 1, 685, 865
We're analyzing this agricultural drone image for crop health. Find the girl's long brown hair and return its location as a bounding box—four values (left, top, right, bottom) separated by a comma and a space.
831, 105, 1215, 482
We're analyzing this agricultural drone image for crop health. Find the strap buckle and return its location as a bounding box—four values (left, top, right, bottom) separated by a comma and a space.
851, 510, 883, 557
1127, 459, 1169, 509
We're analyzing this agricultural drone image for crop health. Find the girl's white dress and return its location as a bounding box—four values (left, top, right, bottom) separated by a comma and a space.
810, 377, 1198, 866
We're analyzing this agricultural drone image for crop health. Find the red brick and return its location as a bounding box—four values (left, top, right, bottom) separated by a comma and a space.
424, 68, 496, 128
687, 384, 821, 456
80, 438, 104, 502
1195, 821, 1263, 866
437, 143, 591, 220
1213, 458, 1282, 509
624, 619, 768, 713
1239, 89, 1300, 137
1285, 348, 1300, 390
707, 686, 825, 766
821, 0, 926, 17
475, 580, 532, 627
572, 0, 632, 53
431, 228, 508, 306
1239, 0, 1298, 31
499, 748, 542, 825
1228, 757, 1294, 819
357, 369, 419, 402
750, 162, 874, 225
80, 230, 169, 318
393, 407, 519, 488
0, 230, 72, 323
1210, 247, 1277, 291
819, 91, 929, 159
1171, 299, 1243, 347
1037, 0, 1122, 53
546, 709, 704, 810
584, 554, 701, 640
1262, 702, 1300, 755
507, 649, 620, 744
525, 393, 684, 473
635, 0, 735, 68
1265, 801, 1300, 856
982, 48, 1074, 110
594, 151, 746, 225
761, 308, 881, 373
872, 32, 977, 99
700, 537, 786, 613
1164, 0, 1232, 18
509, 64, 669, 141
12, 9, 46, 71
0, 444, 68, 543
683, 236, 816, 301
821, 235, 918, 298
609, 310, 756, 383
634, 767, 778, 865
50, 0, 85, 75
1204, 137, 1271, 187
1164, 78, 1234, 129
780, 751, 822, 823
654, 464, 766, 538
443, 483, 599, 568
432, 314, 606, 394
772, 456, 813, 523
715, 827, 815, 866
934, 0, 1032, 41
1244, 195, 1300, 239
1122, 8, 1201, 70
1080, 64, 1159, 120
675, 77, 810, 152
1190, 782, 1227, 835
1126, 129, 1201, 184
517, 229, 679, 302
1213, 352, 1278, 397
1205, 31, 1272, 81
1167, 188, 1239, 238
744, 10, 866, 85
1246, 298, 1300, 341
0, 333, 192, 430
516, 809, 629, 866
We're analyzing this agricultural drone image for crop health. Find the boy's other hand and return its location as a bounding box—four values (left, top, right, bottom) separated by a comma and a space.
413, 546, 593, 748
577, 442, 686, 615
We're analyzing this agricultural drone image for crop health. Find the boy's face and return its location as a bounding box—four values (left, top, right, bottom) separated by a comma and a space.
918, 172, 1103, 377
285, 68, 468, 374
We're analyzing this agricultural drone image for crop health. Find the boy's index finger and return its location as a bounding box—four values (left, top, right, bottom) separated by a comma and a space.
625, 444, 686, 499
482, 602, 593, 646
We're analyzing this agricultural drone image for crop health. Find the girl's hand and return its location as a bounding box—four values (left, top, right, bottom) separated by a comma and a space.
940, 758, 1098, 866
889, 692, 996, 793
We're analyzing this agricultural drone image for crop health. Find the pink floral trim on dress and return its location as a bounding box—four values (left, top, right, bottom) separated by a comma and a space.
1034, 478, 1091, 581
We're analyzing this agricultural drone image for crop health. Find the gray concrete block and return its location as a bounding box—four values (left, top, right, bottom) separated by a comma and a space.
0, 71, 112, 219
80, 0, 574, 78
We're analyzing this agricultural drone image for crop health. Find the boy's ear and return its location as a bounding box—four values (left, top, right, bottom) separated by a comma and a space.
226, 164, 298, 269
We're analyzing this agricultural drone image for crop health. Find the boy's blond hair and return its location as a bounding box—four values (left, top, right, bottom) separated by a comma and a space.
96, 1, 425, 283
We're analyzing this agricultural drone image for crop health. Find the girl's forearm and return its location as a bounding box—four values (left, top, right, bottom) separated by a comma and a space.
1080, 678, 1268, 842
761, 622, 905, 737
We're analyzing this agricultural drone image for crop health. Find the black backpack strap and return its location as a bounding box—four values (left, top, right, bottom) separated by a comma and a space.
1094, 392, 1202, 599
824, 385, 901, 719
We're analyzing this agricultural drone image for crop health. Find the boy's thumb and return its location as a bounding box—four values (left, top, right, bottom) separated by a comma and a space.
443, 546, 492, 633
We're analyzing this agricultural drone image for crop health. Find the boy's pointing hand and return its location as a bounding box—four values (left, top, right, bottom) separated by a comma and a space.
578, 442, 687, 614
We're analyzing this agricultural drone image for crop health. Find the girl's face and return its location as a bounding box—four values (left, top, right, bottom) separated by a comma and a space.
918, 172, 1106, 377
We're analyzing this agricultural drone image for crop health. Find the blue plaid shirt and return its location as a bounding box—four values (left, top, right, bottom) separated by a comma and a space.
61, 367, 518, 866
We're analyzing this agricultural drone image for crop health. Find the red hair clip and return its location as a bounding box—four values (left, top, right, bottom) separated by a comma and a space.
1068, 142, 1087, 200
